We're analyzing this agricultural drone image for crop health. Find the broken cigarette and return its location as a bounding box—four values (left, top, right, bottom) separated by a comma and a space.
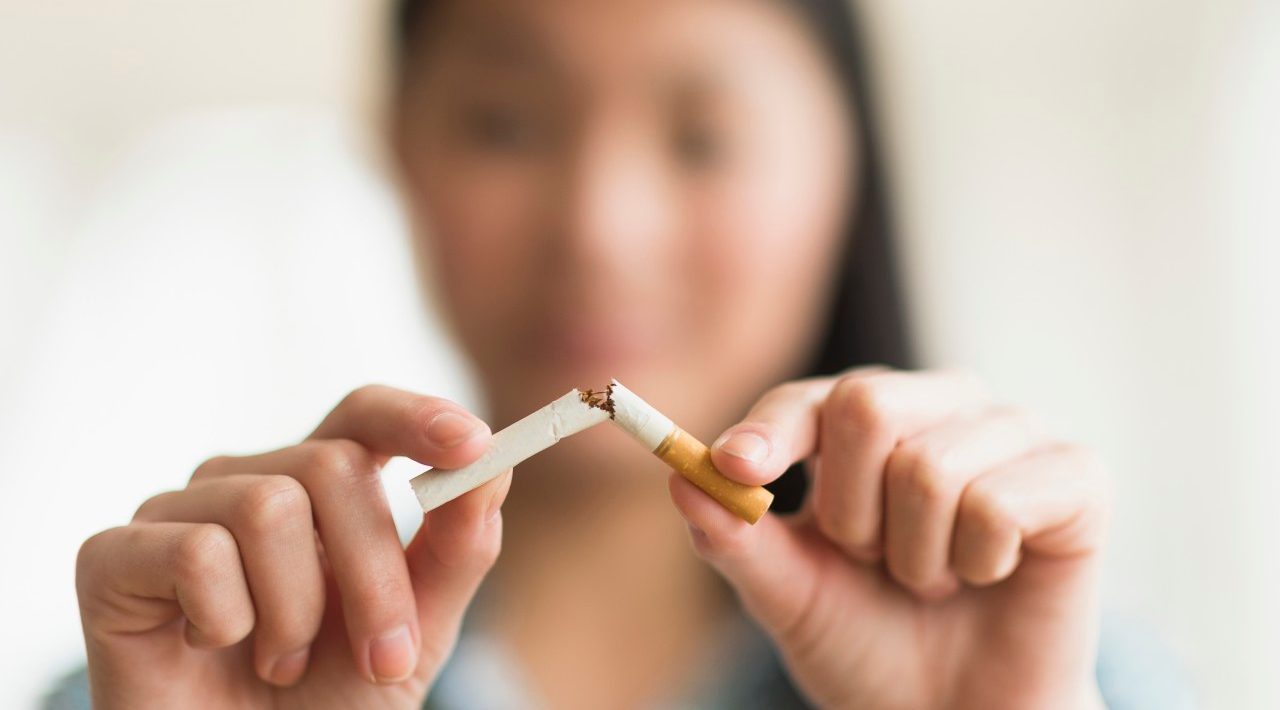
409, 379, 774, 524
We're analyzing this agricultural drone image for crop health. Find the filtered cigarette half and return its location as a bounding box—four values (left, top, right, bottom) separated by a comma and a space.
608, 380, 774, 524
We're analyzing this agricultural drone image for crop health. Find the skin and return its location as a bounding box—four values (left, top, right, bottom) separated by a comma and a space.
75, 0, 1112, 708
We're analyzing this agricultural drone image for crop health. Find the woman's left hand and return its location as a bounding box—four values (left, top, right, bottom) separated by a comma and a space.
670, 368, 1112, 710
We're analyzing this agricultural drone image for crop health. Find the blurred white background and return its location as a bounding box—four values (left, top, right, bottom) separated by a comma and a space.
1, 0, 1276, 707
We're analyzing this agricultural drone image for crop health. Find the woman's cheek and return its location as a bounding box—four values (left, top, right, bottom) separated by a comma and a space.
687, 175, 841, 392
420, 164, 547, 344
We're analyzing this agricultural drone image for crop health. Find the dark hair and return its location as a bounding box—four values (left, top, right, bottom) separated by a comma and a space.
392, 0, 913, 511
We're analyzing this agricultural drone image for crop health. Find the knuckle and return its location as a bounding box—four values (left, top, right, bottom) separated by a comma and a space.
174, 524, 239, 585
131, 491, 174, 522
75, 527, 123, 593
300, 439, 376, 483
962, 480, 1017, 537
889, 445, 957, 504
236, 476, 311, 534
827, 375, 893, 437
192, 455, 234, 481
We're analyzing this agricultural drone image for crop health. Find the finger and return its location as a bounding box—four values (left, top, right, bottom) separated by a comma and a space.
709, 378, 833, 486
403, 469, 511, 685
76, 522, 254, 649
881, 407, 1049, 599
953, 444, 1111, 587
133, 475, 326, 686
308, 384, 490, 469
667, 473, 831, 644
295, 439, 426, 684
200, 439, 428, 684
815, 369, 989, 560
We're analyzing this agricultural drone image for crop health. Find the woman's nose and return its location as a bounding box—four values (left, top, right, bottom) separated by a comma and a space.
557, 118, 678, 267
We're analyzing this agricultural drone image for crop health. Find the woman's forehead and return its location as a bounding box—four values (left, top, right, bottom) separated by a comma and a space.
419, 0, 821, 91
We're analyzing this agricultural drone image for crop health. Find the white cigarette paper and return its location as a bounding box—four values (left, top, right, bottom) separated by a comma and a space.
410, 389, 611, 512
606, 379, 674, 450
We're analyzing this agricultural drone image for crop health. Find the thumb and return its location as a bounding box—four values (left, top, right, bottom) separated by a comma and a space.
668, 473, 827, 641
403, 468, 511, 683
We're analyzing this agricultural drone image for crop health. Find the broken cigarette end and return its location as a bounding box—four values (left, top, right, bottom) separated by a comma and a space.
578, 384, 616, 418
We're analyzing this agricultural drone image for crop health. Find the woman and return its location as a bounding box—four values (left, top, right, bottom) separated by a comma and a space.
69, 0, 1171, 708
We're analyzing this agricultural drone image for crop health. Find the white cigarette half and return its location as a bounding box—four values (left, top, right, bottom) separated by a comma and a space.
609, 379, 774, 524
409, 389, 611, 513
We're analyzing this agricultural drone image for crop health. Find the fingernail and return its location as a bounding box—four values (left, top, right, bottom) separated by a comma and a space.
268, 646, 310, 686
369, 624, 416, 683
715, 431, 771, 464
426, 410, 486, 448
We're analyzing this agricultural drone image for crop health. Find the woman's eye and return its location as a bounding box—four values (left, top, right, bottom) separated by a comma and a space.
461, 105, 539, 152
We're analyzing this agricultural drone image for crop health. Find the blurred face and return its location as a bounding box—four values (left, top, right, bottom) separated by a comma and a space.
394, 0, 854, 446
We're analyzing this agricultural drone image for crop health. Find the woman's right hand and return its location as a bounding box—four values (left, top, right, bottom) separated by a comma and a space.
75, 385, 508, 710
